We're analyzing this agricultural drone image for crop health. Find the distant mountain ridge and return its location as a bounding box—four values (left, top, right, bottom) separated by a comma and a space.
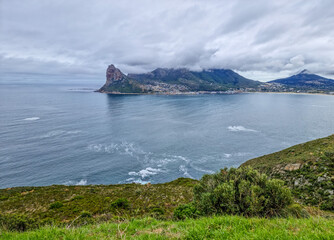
269, 69, 334, 90
98, 65, 261, 94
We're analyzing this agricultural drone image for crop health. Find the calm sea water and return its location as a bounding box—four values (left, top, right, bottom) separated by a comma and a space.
1, 83, 334, 188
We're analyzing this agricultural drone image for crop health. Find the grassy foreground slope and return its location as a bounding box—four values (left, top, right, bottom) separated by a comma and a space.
0, 178, 197, 229
1, 215, 333, 240
242, 135, 334, 210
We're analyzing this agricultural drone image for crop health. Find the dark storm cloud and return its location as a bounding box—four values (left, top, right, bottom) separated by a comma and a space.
0, 0, 334, 81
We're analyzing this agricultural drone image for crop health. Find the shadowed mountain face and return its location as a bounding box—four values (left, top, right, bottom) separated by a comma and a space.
269, 70, 334, 90
99, 65, 261, 94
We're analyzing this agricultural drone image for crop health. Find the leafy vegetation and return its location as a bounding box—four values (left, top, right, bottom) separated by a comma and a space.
173, 203, 200, 220
110, 198, 129, 210
49, 201, 63, 209
192, 167, 294, 217
242, 134, 334, 211
1, 215, 333, 239
0, 178, 197, 231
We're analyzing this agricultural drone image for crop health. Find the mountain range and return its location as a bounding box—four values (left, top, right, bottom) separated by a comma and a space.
98, 65, 334, 94
98, 65, 261, 94
269, 69, 334, 90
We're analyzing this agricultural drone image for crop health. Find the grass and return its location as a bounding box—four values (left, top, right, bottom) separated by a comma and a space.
0, 178, 197, 229
1, 215, 333, 239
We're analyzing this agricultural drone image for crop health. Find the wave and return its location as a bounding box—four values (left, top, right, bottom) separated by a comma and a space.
128, 167, 163, 179
125, 178, 149, 184
64, 179, 87, 186
40, 130, 81, 138
88, 142, 145, 158
227, 125, 257, 132
179, 165, 193, 178
23, 117, 40, 121
88, 141, 207, 183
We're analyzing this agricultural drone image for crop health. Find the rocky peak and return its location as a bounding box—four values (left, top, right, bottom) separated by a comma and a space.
106, 64, 125, 83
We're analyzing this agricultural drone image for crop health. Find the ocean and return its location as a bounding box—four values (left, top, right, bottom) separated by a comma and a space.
1, 82, 334, 188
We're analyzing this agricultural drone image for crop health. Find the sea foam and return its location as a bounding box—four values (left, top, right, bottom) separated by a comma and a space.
128, 167, 162, 178
227, 125, 257, 132
23, 117, 40, 121
65, 179, 87, 186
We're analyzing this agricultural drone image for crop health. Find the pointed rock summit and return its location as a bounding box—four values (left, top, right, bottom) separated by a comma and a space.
106, 64, 126, 84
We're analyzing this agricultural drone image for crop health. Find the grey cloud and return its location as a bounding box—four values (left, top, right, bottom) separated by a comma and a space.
1, 0, 334, 82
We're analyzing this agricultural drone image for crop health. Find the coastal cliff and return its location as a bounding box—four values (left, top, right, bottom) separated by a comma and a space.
98, 65, 334, 94
98, 64, 261, 94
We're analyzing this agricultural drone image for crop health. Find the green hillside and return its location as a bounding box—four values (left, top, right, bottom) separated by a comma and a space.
242, 135, 334, 211
0, 178, 197, 231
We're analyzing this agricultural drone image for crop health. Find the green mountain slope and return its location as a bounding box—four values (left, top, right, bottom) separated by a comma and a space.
241, 135, 334, 210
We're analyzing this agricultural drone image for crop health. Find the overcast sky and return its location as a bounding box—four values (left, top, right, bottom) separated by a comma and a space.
1, 0, 334, 82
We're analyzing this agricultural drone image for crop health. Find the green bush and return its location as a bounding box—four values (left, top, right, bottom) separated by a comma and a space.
80, 211, 92, 218
0, 195, 9, 201
49, 201, 64, 209
0, 214, 37, 232
282, 204, 309, 218
72, 195, 84, 201
111, 198, 129, 210
320, 201, 334, 211
193, 167, 293, 217
173, 203, 200, 220
150, 207, 165, 219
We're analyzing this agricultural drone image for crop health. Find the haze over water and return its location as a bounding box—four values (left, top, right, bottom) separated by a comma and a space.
1, 82, 334, 188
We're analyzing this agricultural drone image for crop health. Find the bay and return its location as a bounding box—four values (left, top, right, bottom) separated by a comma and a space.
1, 83, 334, 187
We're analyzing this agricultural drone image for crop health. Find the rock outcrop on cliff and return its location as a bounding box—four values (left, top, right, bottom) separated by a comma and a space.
98, 65, 144, 93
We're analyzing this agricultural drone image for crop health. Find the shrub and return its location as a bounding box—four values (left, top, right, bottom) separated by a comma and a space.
282, 204, 309, 218
173, 203, 200, 220
320, 201, 334, 211
72, 195, 84, 201
193, 167, 293, 217
111, 198, 129, 210
80, 211, 92, 218
0, 214, 37, 232
0, 195, 9, 201
49, 201, 64, 209
149, 207, 165, 219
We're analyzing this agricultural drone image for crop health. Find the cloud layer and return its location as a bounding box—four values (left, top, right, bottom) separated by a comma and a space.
1, 0, 334, 81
